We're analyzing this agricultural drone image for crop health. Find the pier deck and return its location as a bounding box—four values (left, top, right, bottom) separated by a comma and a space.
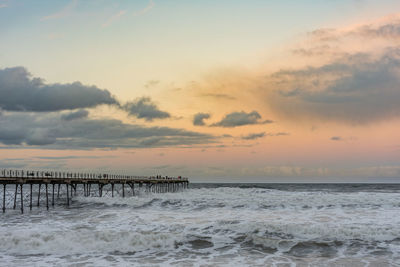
0, 169, 189, 213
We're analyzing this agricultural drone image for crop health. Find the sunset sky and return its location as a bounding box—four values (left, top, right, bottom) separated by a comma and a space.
1, 0, 400, 182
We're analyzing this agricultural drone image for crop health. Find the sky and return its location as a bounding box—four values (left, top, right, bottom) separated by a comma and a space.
1, 0, 400, 182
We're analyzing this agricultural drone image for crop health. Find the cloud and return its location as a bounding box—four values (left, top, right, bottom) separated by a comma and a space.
0, 4, 7, 8
36, 156, 106, 160
102, 10, 126, 28
269, 132, 290, 136
61, 109, 89, 121
263, 15, 400, 124
200, 93, 236, 100
330, 136, 357, 142
242, 132, 265, 140
0, 67, 118, 112
211, 111, 272, 127
241, 132, 288, 140
193, 113, 211, 126
356, 22, 400, 39
292, 45, 333, 57
295, 15, 400, 59
133, 0, 155, 17
267, 49, 400, 123
309, 20, 400, 42
0, 112, 215, 149
40, 0, 77, 21
124, 97, 170, 121
144, 80, 160, 88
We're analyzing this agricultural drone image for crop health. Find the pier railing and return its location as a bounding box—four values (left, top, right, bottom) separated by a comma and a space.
0, 169, 188, 181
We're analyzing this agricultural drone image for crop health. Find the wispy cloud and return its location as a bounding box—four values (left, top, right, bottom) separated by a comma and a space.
330, 136, 357, 142
268, 132, 289, 137
133, 0, 155, 17
242, 132, 289, 140
0, 3, 7, 8
102, 10, 127, 28
144, 80, 160, 88
40, 0, 78, 21
242, 132, 265, 140
199, 93, 236, 100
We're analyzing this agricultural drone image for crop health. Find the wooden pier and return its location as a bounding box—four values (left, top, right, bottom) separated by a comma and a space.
0, 169, 189, 213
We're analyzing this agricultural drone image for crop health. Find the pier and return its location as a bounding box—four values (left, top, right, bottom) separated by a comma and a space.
0, 169, 189, 213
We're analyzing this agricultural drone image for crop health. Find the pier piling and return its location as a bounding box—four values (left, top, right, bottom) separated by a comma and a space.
20, 184, 23, 214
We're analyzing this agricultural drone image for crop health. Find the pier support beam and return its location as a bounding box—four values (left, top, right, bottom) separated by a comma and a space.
3, 184, 6, 213
20, 184, 23, 214
128, 183, 134, 196
52, 184, 55, 207
13, 184, 17, 210
45, 183, 49, 210
99, 184, 103, 197
30, 184, 32, 211
66, 184, 69, 206
37, 183, 41, 207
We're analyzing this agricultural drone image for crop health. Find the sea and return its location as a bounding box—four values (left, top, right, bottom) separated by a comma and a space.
1, 183, 400, 266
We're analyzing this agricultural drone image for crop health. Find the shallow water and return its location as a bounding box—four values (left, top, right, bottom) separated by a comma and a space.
1, 183, 400, 266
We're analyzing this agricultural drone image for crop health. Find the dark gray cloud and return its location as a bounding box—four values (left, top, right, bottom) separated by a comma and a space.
61, 109, 89, 121
242, 132, 265, 140
124, 97, 170, 121
211, 111, 272, 127
268, 49, 400, 123
0, 66, 177, 122
0, 112, 215, 149
331, 136, 343, 141
193, 112, 211, 126
0, 67, 118, 111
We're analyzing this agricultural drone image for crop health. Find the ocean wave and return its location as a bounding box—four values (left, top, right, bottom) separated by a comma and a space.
2, 185, 400, 266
